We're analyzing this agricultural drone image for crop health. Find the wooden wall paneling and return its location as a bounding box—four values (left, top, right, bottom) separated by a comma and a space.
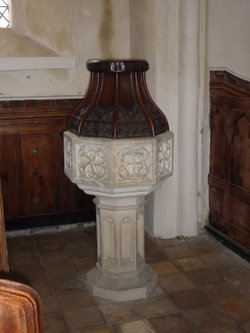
209, 71, 250, 254
0, 135, 22, 218
228, 185, 250, 247
0, 99, 95, 226
231, 108, 250, 189
208, 174, 225, 231
0, 179, 9, 275
20, 134, 54, 216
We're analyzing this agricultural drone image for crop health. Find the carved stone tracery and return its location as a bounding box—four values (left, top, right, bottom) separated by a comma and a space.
64, 137, 73, 175
158, 140, 172, 178
77, 145, 109, 181
117, 146, 151, 181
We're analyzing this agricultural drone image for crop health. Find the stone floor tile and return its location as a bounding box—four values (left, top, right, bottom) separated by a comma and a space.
173, 257, 207, 271
169, 288, 211, 310
149, 260, 179, 276
199, 327, 243, 333
59, 290, 97, 311
33, 232, 62, 245
74, 257, 97, 274
119, 320, 156, 333
65, 306, 106, 330
13, 265, 47, 282
159, 273, 195, 292
33, 234, 64, 247
31, 278, 55, 298
44, 312, 68, 333
42, 294, 60, 315
200, 253, 236, 268
99, 302, 142, 324
186, 305, 235, 331
7, 235, 34, 250
84, 231, 98, 248
64, 238, 94, 252
149, 314, 194, 333
219, 299, 250, 322
7, 237, 37, 257
35, 240, 65, 253
238, 280, 250, 299
69, 245, 97, 259
11, 254, 40, 267
201, 281, 243, 302
145, 247, 168, 263
136, 295, 178, 317
218, 265, 250, 286
40, 250, 70, 265
45, 259, 78, 278
60, 229, 93, 244
77, 328, 113, 333
163, 245, 196, 259
184, 268, 222, 286
187, 240, 222, 256
153, 238, 186, 249
52, 274, 86, 295
241, 321, 250, 333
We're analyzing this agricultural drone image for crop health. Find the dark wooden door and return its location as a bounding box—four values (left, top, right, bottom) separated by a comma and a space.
209, 71, 250, 252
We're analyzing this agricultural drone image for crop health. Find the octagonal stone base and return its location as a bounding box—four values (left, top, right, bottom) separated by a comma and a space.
64, 130, 173, 301
87, 263, 157, 302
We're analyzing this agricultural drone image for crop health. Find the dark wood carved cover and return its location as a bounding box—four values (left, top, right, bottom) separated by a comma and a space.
209, 71, 250, 250
69, 60, 169, 139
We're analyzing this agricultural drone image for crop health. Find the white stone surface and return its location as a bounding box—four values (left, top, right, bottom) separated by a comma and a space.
64, 130, 173, 301
64, 131, 173, 196
120, 320, 156, 333
130, 0, 208, 238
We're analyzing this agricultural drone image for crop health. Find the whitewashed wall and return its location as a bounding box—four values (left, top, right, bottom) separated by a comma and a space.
0, 0, 130, 98
130, 0, 208, 238
208, 0, 250, 80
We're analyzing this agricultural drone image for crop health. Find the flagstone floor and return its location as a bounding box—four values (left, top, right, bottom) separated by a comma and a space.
6, 225, 250, 333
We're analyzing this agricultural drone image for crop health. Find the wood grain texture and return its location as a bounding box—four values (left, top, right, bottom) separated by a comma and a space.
0, 178, 9, 276
0, 279, 43, 333
0, 99, 95, 222
209, 71, 250, 250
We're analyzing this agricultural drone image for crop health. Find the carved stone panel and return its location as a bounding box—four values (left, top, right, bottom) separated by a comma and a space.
115, 144, 153, 184
64, 130, 173, 194
157, 137, 173, 180
76, 144, 110, 182
64, 135, 73, 177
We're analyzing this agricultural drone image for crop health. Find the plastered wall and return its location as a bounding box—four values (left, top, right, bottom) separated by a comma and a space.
0, 0, 130, 98
208, 0, 250, 79
130, 0, 181, 237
